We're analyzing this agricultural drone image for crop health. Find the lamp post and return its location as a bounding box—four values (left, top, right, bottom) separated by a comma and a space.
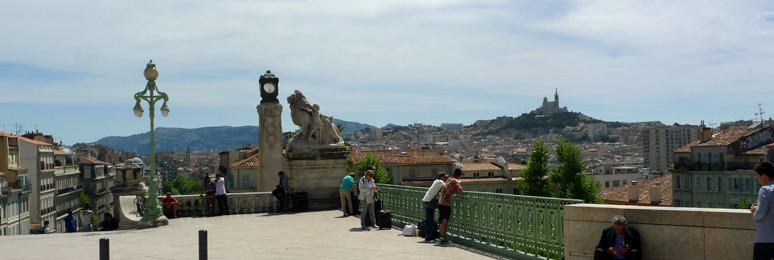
133, 60, 170, 222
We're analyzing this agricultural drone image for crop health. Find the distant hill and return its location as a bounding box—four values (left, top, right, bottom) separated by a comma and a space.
333, 119, 376, 135
382, 123, 403, 129
92, 126, 259, 154
93, 119, 375, 154
476, 111, 602, 136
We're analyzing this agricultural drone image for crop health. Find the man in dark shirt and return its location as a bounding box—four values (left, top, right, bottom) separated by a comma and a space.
100, 213, 119, 231
595, 216, 642, 260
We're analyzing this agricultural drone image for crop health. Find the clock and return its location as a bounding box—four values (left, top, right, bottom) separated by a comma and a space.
263, 82, 276, 94
260, 70, 280, 103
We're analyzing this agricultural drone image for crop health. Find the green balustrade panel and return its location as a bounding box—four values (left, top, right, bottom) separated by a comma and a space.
378, 184, 582, 260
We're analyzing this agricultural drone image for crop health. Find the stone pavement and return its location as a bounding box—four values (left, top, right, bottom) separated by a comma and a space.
0, 210, 503, 259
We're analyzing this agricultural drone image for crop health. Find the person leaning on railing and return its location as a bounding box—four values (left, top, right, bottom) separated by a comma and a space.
421, 172, 447, 242
751, 161, 774, 260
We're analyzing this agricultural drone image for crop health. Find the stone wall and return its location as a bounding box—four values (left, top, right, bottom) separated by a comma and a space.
160, 192, 277, 216
564, 204, 756, 260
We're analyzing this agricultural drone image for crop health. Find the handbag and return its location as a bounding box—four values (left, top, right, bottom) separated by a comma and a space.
403, 225, 417, 236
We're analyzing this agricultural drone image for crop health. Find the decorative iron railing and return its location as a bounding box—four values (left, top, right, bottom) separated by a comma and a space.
378, 184, 582, 260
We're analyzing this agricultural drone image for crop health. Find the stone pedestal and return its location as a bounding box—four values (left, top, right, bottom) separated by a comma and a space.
284, 151, 348, 211
257, 102, 284, 192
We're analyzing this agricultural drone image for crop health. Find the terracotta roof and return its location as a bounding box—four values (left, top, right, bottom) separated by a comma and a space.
695, 128, 754, 147
0, 131, 17, 137
460, 162, 502, 172
743, 146, 769, 155
508, 164, 526, 171
401, 176, 512, 185
599, 174, 673, 206
53, 150, 67, 155
349, 150, 453, 165
231, 153, 260, 168
19, 137, 52, 146
674, 140, 700, 153
79, 156, 107, 165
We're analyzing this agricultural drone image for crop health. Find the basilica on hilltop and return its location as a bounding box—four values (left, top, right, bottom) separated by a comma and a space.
533, 89, 568, 115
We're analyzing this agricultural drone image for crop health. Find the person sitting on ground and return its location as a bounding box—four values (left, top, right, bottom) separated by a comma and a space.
594, 215, 642, 260
161, 192, 179, 219
100, 213, 119, 231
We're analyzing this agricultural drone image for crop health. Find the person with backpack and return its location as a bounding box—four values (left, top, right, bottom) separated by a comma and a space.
359, 170, 379, 230
421, 172, 447, 241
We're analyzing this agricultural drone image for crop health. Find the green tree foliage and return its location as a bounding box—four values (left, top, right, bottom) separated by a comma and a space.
162, 175, 202, 195
80, 192, 90, 206
550, 139, 601, 203
354, 152, 390, 184
519, 139, 551, 197
737, 197, 751, 209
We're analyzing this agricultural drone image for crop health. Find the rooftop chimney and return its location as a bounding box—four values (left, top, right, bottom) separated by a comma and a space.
628, 181, 639, 202
650, 182, 662, 205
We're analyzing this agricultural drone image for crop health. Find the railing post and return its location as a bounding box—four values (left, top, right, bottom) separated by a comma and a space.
199, 229, 208, 260
99, 238, 109, 260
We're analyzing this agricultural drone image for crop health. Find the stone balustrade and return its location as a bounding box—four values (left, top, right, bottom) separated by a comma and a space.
158, 192, 278, 217
563, 204, 756, 260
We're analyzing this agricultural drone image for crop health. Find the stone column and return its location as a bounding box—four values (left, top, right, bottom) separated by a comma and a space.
257, 103, 283, 192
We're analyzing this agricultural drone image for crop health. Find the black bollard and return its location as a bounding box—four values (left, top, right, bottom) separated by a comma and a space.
199, 229, 208, 260
99, 238, 109, 260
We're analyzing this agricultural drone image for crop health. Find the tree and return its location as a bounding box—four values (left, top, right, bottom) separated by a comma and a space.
354, 152, 390, 184
519, 139, 551, 197
737, 197, 751, 209
550, 139, 601, 203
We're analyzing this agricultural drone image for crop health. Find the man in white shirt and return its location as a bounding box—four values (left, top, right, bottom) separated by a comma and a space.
214, 174, 230, 215
421, 173, 447, 241
79, 204, 94, 232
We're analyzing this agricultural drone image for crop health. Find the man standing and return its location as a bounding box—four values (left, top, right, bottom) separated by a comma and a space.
438, 169, 463, 244
421, 172, 447, 241
64, 209, 77, 233
594, 216, 642, 260
79, 204, 94, 232
751, 161, 774, 259
214, 173, 230, 215
339, 172, 356, 216
273, 171, 291, 211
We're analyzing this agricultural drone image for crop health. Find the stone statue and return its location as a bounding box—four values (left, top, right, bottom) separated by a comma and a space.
286, 90, 344, 154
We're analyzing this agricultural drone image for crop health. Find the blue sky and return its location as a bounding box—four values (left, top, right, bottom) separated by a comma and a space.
2, 1, 774, 144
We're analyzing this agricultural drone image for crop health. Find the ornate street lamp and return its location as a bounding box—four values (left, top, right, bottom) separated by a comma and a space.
133, 60, 170, 222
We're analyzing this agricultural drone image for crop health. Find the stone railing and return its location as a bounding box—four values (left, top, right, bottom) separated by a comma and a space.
157, 192, 278, 217
379, 184, 583, 260
563, 204, 756, 260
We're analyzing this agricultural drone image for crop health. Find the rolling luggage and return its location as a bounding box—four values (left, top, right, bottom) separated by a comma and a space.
376, 210, 392, 229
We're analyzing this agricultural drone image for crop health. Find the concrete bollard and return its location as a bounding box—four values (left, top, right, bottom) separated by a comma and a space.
199, 229, 207, 260
99, 238, 109, 260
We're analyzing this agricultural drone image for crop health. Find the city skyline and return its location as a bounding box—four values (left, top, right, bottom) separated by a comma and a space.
2, 1, 774, 144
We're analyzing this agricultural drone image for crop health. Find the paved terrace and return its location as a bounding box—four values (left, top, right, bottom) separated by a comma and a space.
0, 210, 503, 260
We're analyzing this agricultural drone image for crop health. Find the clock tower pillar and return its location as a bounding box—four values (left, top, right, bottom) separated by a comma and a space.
257, 70, 283, 192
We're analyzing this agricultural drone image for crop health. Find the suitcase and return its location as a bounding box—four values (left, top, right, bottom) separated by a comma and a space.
293, 191, 308, 211
376, 210, 392, 229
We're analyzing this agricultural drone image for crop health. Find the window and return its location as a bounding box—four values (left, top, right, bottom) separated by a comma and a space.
488, 172, 494, 177
431, 168, 438, 179
241, 175, 250, 190
83, 167, 92, 179
605, 181, 610, 188
409, 169, 416, 178
473, 172, 480, 177
731, 176, 740, 191
496, 189, 503, 193
676, 176, 681, 189
696, 176, 702, 191
613, 180, 620, 187
707, 177, 712, 191
718, 177, 724, 192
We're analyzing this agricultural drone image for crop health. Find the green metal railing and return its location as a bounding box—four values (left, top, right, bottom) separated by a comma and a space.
378, 184, 582, 260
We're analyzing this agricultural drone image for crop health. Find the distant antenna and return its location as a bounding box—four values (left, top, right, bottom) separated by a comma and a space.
708, 122, 717, 129
756, 103, 766, 123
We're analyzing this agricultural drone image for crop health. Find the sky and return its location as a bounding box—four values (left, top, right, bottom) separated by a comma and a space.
2, 1, 774, 145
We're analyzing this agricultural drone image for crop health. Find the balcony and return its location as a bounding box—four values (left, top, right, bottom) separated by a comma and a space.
56, 185, 83, 195
54, 166, 79, 174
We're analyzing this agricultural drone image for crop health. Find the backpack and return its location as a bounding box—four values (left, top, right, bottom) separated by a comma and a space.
417, 220, 439, 239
